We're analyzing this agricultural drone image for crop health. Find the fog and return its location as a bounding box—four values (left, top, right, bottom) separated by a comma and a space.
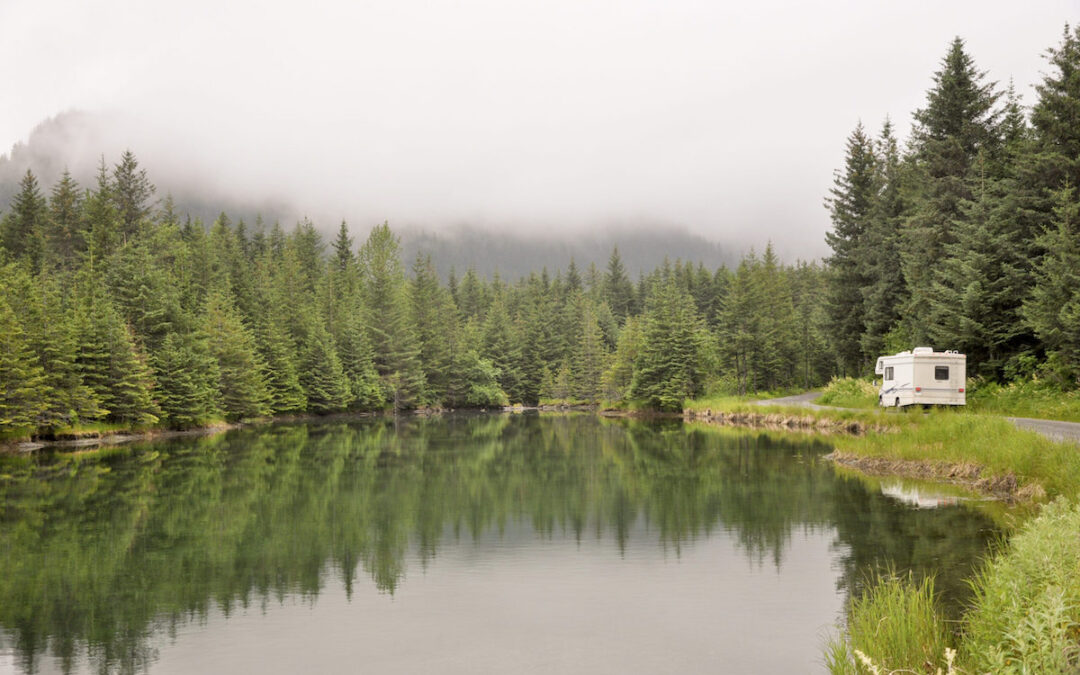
0, 0, 1074, 260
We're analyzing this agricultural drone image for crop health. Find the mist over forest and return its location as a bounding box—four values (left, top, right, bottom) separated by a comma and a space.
0, 111, 738, 279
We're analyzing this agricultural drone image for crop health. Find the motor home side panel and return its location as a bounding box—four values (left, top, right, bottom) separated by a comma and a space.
879, 355, 915, 407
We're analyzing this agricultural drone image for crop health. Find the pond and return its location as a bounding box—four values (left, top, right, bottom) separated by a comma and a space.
0, 414, 1001, 673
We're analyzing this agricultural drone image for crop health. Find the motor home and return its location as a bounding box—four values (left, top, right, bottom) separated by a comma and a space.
874, 348, 966, 408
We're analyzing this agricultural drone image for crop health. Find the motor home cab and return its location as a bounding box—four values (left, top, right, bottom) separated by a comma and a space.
874, 348, 966, 408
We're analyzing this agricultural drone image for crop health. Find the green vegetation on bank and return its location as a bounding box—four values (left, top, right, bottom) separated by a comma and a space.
815, 374, 1080, 421
828, 499, 1080, 674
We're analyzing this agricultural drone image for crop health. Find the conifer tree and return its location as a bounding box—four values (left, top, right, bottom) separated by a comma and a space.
825, 122, 877, 374
631, 277, 709, 411
358, 223, 424, 408
204, 292, 271, 420
859, 120, 908, 359
603, 247, 635, 323
75, 291, 159, 426
903, 38, 1001, 343
154, 330, 221, 428
44, 169, 85, 269
481, 295, 523, 403
601, 316, 642, 401
298, 321, 351, 414
410, 254, 453, 403
2, 268, 104, 429
112, 150, 155, 243
570, 302, 608, 402
0, 295, 46, 432
0, 170, 47, 270
253, 318, 308, 414
1023, 186, 1080, 383
84, 158, 122, 266
337, 312, 383, 410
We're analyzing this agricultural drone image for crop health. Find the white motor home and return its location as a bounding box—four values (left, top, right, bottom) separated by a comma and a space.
874, 348, 966, 408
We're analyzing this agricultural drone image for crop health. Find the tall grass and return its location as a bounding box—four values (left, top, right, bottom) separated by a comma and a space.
818, 377, 879, 409
830, 411, 1080, 499
969, 378, 1080, 422
826, 571, 952, 674
960, 498, 1080, 673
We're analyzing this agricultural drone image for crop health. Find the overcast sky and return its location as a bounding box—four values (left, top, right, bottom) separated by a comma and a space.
0, 0, 1076, 258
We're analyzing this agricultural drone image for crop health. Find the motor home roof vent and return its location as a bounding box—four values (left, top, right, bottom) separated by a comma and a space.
912, 347, 934, 355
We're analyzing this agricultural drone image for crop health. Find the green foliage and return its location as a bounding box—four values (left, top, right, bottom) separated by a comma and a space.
0, 294, 46, 432
826, 571, 951, 675
631, 276, 710, 411
962, 498, 1080, 673
817, 377, 878, 409
153, 330, 221, 428
204, 292, 270, 420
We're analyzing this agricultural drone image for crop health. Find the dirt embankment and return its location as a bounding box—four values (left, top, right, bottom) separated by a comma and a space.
827, 451, 1046, 503
682, 407, 888, 435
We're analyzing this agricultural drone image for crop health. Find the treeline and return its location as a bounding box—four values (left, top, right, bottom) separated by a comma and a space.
826, 27, 1080, 384
0, 151, 832, 432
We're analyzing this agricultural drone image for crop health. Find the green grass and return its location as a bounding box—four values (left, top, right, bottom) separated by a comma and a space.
960, 498, 1080, 673
828, 500, 1080, 674
817, 377, 879, 409
968, 378, 1080, 422
831, 410, 1080, 499
826, 571, 952, 675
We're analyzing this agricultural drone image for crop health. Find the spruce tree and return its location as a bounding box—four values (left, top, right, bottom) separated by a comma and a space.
204, 292, 271, 420
111, 150, 155, 243
358, 223, 424, 408
298, 321, 351, 414
903, 38, 1001, 343
0, 170, 47, 270
0, 295, 46, 432
570, 302, 608, 402
630, 277, 709, 411
825, 122, 877, 374
44, 170, 85, 270
154, 330, 221, 428
603, 247, 635, 323
75, 291, 160, 426
1023, 186, 1080, 383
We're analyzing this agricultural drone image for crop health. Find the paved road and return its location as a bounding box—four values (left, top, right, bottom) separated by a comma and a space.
753, 391, 1080, 444
753, 391, 830, 409
1006, 417, 1080, 444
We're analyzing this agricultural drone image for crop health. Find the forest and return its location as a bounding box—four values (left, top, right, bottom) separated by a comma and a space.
0, 26, 1078, 435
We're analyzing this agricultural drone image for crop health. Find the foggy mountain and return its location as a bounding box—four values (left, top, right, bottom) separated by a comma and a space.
0, 111, 740, 279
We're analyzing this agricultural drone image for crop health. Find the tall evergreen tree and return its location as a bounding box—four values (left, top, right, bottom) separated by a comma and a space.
0, 295, 46, 432
0, 170, 47, 269
603, 247, 635, 323
631, 277, 710, 411
358, 223, 424, 408
825, 122, 878, 374
903, 38, 1001, 344
111, 150, 156, 243
44, 169, 85, 270
1023, 186, 1080, 384
204, 292, 271, 420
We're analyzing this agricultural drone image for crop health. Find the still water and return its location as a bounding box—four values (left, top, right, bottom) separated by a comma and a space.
0, 414, 999, 674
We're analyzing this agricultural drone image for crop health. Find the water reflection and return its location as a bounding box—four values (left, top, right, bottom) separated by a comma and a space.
0, 414, 999, 673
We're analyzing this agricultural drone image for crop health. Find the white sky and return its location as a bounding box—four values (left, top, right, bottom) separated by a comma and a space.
1, 0, 1076, 258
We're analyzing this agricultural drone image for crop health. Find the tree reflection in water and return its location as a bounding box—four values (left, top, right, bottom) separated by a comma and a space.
0, 414, 999, 673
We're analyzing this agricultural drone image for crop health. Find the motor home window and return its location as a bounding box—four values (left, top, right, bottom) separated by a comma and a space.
884, 366, 893, 380
935, 366, 949, 380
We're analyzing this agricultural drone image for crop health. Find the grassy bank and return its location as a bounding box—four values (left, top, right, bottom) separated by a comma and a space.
827, 498, 1080, 674
688, 380, 1080, 673
813, 375, 1080, 421
694, 377, 1080, 500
